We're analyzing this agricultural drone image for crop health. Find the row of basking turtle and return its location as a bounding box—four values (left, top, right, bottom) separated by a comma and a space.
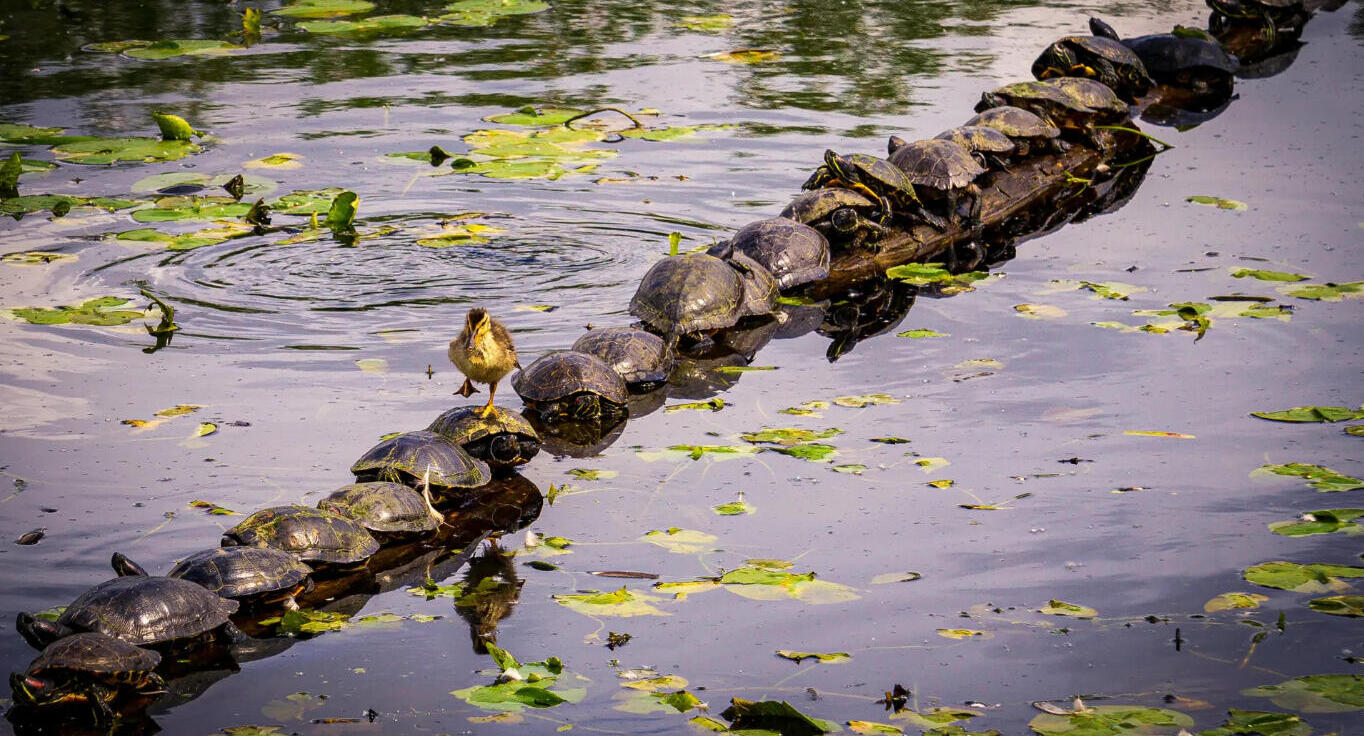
8, 0, 1320, 726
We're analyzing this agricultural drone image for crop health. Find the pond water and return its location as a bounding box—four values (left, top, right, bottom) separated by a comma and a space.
1, 0, 1362, 734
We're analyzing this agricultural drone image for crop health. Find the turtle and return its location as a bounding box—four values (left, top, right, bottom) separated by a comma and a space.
723, 250, 780, 319
629, 253, 747, 341
778, 188, 887, 249
803, 149, 948, 229
1088, 17, 1237, 93
963, 106, 1064, 156
351, 430, 492, 493
1204, 0, 1306, 44
511, 350, 630, 424
886, 137, 986, 230
111, 548, 313, 611
1031, 33, 1154, 102
15, 575, 240, 651
9, 633, 165, 716
571, 326, 675, 389
318, 482, 442, 537
427, 405, 542, 469
974, 78, 1129, 148
706, 218, 831, 291
933, 126, 1017, 170
222, 505, 382, 566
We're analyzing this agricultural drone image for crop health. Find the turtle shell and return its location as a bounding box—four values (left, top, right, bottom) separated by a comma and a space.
318, 482, 440, 535
512, 350, 629, 406
427, 405, 541, 468
1032, 35, 1152, 100
965, 106, 1061, 141
976, 79, 1086, 116
223, 505, 381, 565
1047, 77, 1130, 117
350, 430, 492, 491
829, 151, 922, 210
56, 576, 239, 646
715, 218, 830, 291
168, 546, 313, 602
26, 632, 161, 681
934, 126, 1017, 155
629, 253, 746, 336
1122, 33, 1238, 80
571, 326, 674, 385
779, 188, 876, 225
726, 252, 780, 318
887, 139, 985, 191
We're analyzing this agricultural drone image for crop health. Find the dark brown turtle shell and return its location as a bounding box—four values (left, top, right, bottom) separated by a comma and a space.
727, 252, 780, 318
318, 482, 440, 535
55, 576, 239, 646
350, 430, 492, 491
25, 632, 161, 682
934, 126, 1017, 155
223, 505, 381, 565
1047, 77, 1130, 117
427, 405, 541, 468
167, 546, 313, 603
712, 218, 830, 291
779, 188, 876, 225
965, 106, 1061, 141
571, 326, 674, 385
887, 139, 985, 191
976, 79, 1085, 115
629, 253, 746, 336
512, 350, 629, 407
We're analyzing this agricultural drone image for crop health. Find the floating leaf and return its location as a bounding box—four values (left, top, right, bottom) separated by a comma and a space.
1197, 709, 1311, 736
721, 698, 840, 734
260, 691, 326, 722
770, 443, 837, 462
1242, 674, 1364, 713
151, 112, 199, 141
1278, 281, 1364, 302
2, 251, 78, 266
124, 39, 244, 60
663, 444, 752, 461
438, 0, 551, 26
741, 427, 842, 446
1232, 268, 1308, 282
1028, 705, 1193, 735
654, 579, 721, 600
870, 571, 922, 585
1252, 405, 1364, 423
323, 191, 358, 232
117, 222, 255, 251
1187, 195, 1247, 210
1015, 303, 1067, 319
1269, 509, 1364, 537
676, 14, 734, 32
927, 479, 954, 488
834, 393, 898, 408
273, 0, 375, 18
5, 296, 146, 326
714, 365, 777, 374
1256, 463, 1364, 492
299, 14, 430, 33
937, 629, 989, 640
1243, 561, 1364, 593
264, 609, 352, 634
131, 172, 275, 196
1204, 592, 1269, 612
777, 650, 850, 664
704, 48, 780, 63
1046, 279, 1145, 300
639, 527, 716, 554
485, 107, 586, 127
849, 722, 904, 735
871, 436, 910, 445
720, 565, 859, 604
52, 137, 200, 165
1308, 595, 1364, 617
1124, 430, 1195, 439
713, 500, 753, 516
665, 398, 725, 413
1039, 600, 1097, 617
451, 654, 585, 713
914, 457, 950, 472
897, 328, 948, 338
354, 358, 387, 373
246, 153, 304, 170
553, 586, 668, 617
568, 468, 616, 481
132, 195, 253, 223
0, 123, 93, 145
833, 464, 867, 474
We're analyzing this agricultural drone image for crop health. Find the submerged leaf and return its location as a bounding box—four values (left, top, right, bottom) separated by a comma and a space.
676, 14, 735, 32
1014, 303, 1067, 319
777, 650, 851, 664
1242, 674, 1364, 713
769, 443, 837, 462
704, 48, 780, 63
1308, 595, 1364, 617
639, 527, 716, 554
1204, 592, 1269, 612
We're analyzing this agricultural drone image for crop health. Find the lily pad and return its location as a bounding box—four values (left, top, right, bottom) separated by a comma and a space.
770, 443, 837, 462
132, 195, 253, 222
741, 427, 842, 446
0, 123, 94, 145
1204, 592, 1269, 612
1308, 595, 1364, 617
776, 650, 850, 664
1197, 709, 1310, 736
1029, 705, 1193, 735
2, 194, 140, 217
676, 14, 735, 32
438, 0, 551, 26
484, 106, 587, 127
720, 565, 859, 604
553, 586, 669, 617
567, 468, 615, 481
1232, 268, 1308, 282
451, 652, 584, 713
53, 137, 200, 165
299, 14, 430, 33
116, 223, 255, 251
2, 251, 77, 266
661, 444, 753, 461
713, 500, 754, 516
124, 39, 244, 60
1277, 281, 1363, 302
131, 172, 276, 196
834, 393, 899, 408
704, 48, 781, 63
272, 0, 376, 18
1269, 509, 1364, 537
936, 629, 989, 640
1187, 194, 1247, 210
1242, 674, 1364, 713
1243, 561, 1364, 593
721, 698, 840, 734
897, 328, 948, 338
1039, 599, 1097, 617
4, 296, 146, 326
1015, 303, 1068, 319
1251, 406, 1364, 423
639, 527, 716, 554
665, 398, 724, 412
269, 187, 344, 214
1046, 279, 1145, 300
246, 153, 304, 170
849, 722, 903, 735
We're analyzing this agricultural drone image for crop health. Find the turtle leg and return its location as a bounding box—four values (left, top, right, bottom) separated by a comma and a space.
1259, 9, 1278, 45
456, 377, 478, 397
916, 203, 951, 231
479, 382, 498, 418
964, 184, 983, 231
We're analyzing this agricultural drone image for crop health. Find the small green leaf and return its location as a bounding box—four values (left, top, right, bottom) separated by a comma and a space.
776, 650, 851, 664
639, 527, 716, 554
567, 468, 616, 481
1039, 599, 1097, 617
834, 393, 899, 408
1252, 406, 1364, 423
704, 48, 780, 63
713, 500, 754, 516
896, 328, 948, 338
1308, 595, 1364, 617
1242, 674, 1364, 713
1232, 268, 1308, 282
1278, 281, 1364, 301
1187, 194, 1247, 210
770, 443, 837, 462
1204, 592, 1269, 612
665, 398, 724, 412
741, 427, 842, 445
323, 191, 358, 232
123, 39, 243, 59
53, 137, 200, 165
676, 14, 734, 32
833, 464, 867, 474
1256, 462, 1364, 492
1027, 704, 1194, 735
273, 0, 375, 18
553, 586, 669, 617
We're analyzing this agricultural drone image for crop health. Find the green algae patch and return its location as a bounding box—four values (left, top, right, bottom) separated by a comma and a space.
1028, 704, 1193, 735
4, 296, 147, 326
53, 137, 200, 164
1243, 561, 1364, 593
1242, 674, 1364, 713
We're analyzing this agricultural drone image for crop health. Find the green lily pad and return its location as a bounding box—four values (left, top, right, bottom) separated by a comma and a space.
132, 195, 253, 222
833, 464, 867, 474
2, 251, 77, 266
130, 172, 276, 196
721, 698, 840, 734
1197, 709, 1310, 736
1039, 599, 1097, 617
639, 527, 716, 554
269, 187, 344, 214
273, 0, 375, 18
1046, 279, 1146, 300
553, 586, 669, 617
741, 427, 842, 446
1232, 268, 1308, 282
720, 565, 859, 604
1242, 674, 1364, 713
116, 223, 255, 251
0, 123, 94, 146
705, 48, 781, 63
449, 158, 597, 180
1251, 406, 1364, 423
484, 106, 587, 127
1204, 592, 1269, 612
246, 153, 304, 170
1028, 704, 1194, 735
4, 296, 146, 326
438, 0, 550, 26
897, 328, 949, 338
665, 398, 725, 412
834, 393, 899, 408
776, 650, 850, 664
849, 722, 904, 735
299, 14, 430, 33
1277, 281, 1364, 301
676, 14, 735, 32
618, 124, 733, 142
1269, 509, 1364, 537
124, 39, 244, 60
661, 444, 753, 461
52, 137, 200, 165
1308, 595, 1364, 617
1187, 194, 1247, 210
770, 443, 837, 462
713, 499, 754, 516
567, 468, 616, 481
891, 707, 983, 728
264, 609, 351, 635
1243, 561, 1364, 593
451, 653, 584, 713
1, 194, 140, 217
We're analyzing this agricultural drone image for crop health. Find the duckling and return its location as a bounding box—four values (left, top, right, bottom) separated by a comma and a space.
448, 308, 519, 418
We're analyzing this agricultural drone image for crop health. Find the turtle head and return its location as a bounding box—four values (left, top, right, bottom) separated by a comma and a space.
886, 136, 909, 157
111, 552, 149, 577
974, 92, 1007, 114
1088, 17, 1121, 40
829, 207, 861, 234
569, 394, 603, 422
823, 151, 860, 184
487, 434, 521, 464
15, 612, 68, 650
10, 672, 57, 706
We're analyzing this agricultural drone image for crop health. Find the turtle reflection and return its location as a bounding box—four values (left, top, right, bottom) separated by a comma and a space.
819, 279, 917, 361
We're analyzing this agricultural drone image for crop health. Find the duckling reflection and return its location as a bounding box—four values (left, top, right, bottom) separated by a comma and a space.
453, 540, 524, 655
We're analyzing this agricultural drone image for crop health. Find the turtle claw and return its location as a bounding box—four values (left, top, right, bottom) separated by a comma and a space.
456, 378, 478, 398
